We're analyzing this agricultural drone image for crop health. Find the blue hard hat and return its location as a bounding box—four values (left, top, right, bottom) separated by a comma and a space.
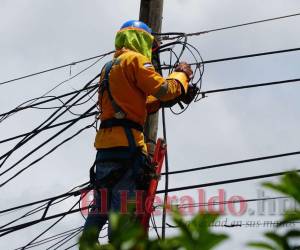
120, 20, 152, 34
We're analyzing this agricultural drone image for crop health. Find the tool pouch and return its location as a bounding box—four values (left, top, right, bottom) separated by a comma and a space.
135, 154, 158, 190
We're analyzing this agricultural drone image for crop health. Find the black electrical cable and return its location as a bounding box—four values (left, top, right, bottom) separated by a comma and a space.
0, 75, 99, 168
0, 50, 114, 86
164, 40, 204, 114
20, 194, 87, 250
160, 47, 300, 70
154, 196, 289, 209
52, 229, 83, 250
38, 53, 105, 104
163, 150, 300, 175
0, 195, 72, 230
0, 182, 89, 215
164, 221, 300, 229
0, 53, 103, 125
156, 169, 300, 194
150, 215, 160, 239
0, 205, 88, 237
161, 109, 169, 240
46, 227, 83, 250
0, 84, 97, 120
0, 109, 96, 187
198, 77, 300, 98
64, 242, 78, 250
0, 112, 97, 144
157, 38, 205, 114
3, 46, 298, 122
0, 81, 98, 171
63, 231, 108, 250
13, 227, 83, 250
157, 12, 300, 40
29, 88, 98, 112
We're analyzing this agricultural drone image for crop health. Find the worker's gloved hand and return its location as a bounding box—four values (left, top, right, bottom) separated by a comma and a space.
175, 62, 193, 81
181, 84, 199, 104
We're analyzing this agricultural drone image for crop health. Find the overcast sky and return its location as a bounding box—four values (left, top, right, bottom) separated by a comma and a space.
1, 0, 300, 249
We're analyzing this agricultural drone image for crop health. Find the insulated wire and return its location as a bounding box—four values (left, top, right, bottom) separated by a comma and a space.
0, 83, 97, 120
0, 118, 95, 187
163, 149, 300, 175
150, 215, 160, 239
161, 108, 168, 240
29, 88, 98, 112
0, 182, 89, 215
3, 15, 300, 243
198, 77, 300, 99
156, 12, 300, 40
0, 205, 88, 237
0, 195, 72, 230
0, 50, 114, 86
20, 194, 87, 250
0, 53, 103, 124
46, 228, 83, 250
0, 182, 89, 233
0, 112, 97, 144
154, 196, 289, 209
160, 47, 300, 70
13, 227, 83, 250
2, 11, 299, 86
0, 77, 99, 171
2, 45, 299, 122
156, 169, 300, 194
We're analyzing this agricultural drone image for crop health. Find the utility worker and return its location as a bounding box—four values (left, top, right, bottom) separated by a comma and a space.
82, 20, 196, 244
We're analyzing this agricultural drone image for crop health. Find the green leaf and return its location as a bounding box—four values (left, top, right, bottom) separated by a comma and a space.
265, 232, 289, 249
170, 210, 228, 250
278, 211, 300, 226
263, 172, 300, 203
285, 230, 300, 238
247, 242, 276, 250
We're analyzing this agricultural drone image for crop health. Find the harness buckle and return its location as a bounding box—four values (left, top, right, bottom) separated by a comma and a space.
114, 111, 126, 119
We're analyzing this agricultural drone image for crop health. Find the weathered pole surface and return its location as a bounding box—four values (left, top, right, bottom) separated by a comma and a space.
139, 0, 164, 155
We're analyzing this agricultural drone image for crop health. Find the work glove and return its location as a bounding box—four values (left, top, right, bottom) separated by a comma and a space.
181, 84, 199, 104
175, 62, 193, 81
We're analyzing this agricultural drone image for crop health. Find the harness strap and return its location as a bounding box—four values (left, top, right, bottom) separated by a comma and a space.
101, 60, 126, 119
100, 118, 143, 132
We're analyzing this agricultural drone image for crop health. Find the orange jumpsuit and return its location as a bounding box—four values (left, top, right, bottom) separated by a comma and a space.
94, 48, 189, 153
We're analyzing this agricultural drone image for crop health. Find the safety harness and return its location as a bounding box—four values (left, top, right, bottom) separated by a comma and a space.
88, 59, 166, 234
90, 59, 151, 190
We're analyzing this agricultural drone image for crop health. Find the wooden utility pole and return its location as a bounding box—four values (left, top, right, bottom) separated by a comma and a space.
139, 0, 164, 155
140, 0, 169, 241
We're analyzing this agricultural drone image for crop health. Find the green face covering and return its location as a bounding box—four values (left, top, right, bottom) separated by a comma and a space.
115, 28, 154, 60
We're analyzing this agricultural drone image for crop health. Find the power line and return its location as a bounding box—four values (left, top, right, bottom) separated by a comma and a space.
47, 228, 83, 250
0, 75, 99, 173
20, 196, 85, 249
0, 75, 99, 168
161, 47, 300, 69
156, 169, 300, 193
0, 182, 88, 215
0, 195, 71, 230
157, 12, 300, 40
164, 221, 300, 229
0, 51, 114, 86
197, 77, 300, 99
3, 12, 299, 87
155, 196, 289, 209
0, 112, 97, 144
163, 150, 300, 175
0, 107, 96, 187
13, 227, 83, 250
0, 83, 97, 119
0, 206, 86, 237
